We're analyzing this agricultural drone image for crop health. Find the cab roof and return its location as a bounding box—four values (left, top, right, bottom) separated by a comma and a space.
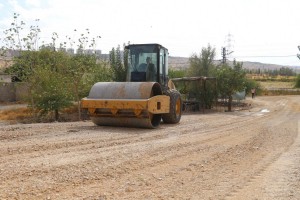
125, 43, 168, 51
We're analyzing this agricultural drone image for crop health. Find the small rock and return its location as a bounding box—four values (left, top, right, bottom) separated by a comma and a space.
125, 187, 134, 192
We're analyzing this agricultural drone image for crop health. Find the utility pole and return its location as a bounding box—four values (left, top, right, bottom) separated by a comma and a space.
221, 33, 234, 64
221, 47, 227, 64
297, 46, 300, 60
221, 46, 234, 64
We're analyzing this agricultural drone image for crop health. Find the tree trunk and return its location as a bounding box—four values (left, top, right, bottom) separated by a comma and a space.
228, 96, 232, 112
55, 109, 59, 121
77, 99, 81, 121
75, 86, 81, 121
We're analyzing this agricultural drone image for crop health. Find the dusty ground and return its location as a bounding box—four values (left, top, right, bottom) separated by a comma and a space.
0, 95, 299, 200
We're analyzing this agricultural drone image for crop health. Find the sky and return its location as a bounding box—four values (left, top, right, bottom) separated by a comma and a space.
0, 0, 300, 66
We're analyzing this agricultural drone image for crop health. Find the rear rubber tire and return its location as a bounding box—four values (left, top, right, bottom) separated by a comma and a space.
162, 89, 182, 124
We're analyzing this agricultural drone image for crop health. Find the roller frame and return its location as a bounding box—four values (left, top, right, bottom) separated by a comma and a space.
81, 95, 170, 117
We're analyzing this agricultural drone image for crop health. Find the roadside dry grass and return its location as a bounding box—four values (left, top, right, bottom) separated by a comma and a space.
0, 105, 79, 123
259, 81, 295, 89
0, 107, 32, 122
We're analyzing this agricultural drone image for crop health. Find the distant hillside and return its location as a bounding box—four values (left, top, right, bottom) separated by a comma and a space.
224, 60, 300, 72
169, 56, 300, 73
169, 56, 189, 70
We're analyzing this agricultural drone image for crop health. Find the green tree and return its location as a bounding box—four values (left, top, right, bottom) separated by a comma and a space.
109, 44, 129, 81
216, 61, 246, 111
185, 44, 217, 110
34, 49, 71, 120
188, 44, 216, 77
75, 61, 111, 97
30, 68, 72, 121
66, 54, 95, 119
66, 54, 111, 119
2, 13, 110, 121
278, 67, 296, 76
7, 49, 72, 120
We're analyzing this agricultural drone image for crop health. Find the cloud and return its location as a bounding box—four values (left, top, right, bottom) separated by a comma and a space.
26, 0, 41, 7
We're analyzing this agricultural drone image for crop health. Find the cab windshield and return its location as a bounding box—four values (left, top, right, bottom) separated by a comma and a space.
126, 45, 158, 82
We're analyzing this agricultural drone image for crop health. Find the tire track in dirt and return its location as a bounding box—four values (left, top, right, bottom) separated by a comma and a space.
0, 106, 266, 162
71, 97, 298, 199
225, 119, 300, 199
224, 96, 300, 199
49, 100, 290, 199
0, 109, 269, 199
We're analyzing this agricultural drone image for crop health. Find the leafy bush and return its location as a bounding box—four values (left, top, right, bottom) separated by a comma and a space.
168, 69, 186, 79
244, 79, 262, 95
30, 68, 73, 120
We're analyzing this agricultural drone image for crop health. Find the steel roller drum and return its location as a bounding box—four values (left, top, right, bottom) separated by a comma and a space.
87, 82, 163, 128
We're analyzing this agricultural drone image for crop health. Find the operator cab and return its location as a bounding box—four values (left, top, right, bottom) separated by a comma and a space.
125, 43, 169, 87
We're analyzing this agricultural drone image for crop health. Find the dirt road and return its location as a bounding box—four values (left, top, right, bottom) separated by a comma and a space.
0, 96, 299, 199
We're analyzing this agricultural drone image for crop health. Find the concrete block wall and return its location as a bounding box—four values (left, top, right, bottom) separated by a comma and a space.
0, 82, 16, 102
0, 83, 29, 102
15, 83, 29, 101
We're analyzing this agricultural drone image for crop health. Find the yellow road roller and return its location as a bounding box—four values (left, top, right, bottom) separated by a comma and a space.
81, 43, 182, 128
